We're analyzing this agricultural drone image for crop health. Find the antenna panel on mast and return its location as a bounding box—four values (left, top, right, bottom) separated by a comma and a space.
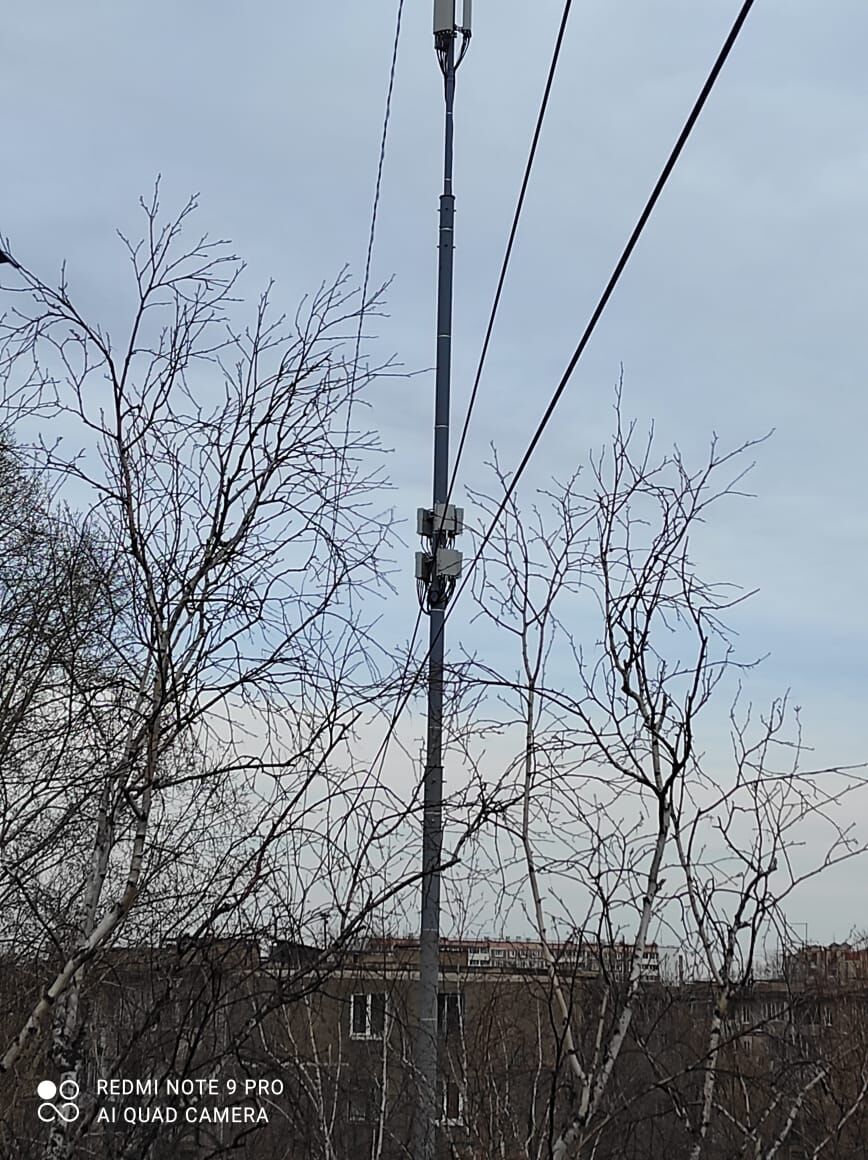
434, 0, 455, 34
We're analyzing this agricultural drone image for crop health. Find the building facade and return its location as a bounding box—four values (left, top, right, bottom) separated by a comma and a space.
2, 938, 868, 1159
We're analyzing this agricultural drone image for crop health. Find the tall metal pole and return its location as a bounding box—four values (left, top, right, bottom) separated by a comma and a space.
414, 5, 470, 1158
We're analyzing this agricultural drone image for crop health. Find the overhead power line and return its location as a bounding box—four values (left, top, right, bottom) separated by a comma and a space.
353, 0, 406, 373
464, 0, 758, 551
324, 0, 424, 823
447, 0, 574, 501
333, 0, 406, 584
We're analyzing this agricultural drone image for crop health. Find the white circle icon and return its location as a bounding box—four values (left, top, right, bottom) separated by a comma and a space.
36, 1079, 79, 1123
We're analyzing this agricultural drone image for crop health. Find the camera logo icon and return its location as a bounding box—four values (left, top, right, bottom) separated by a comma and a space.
37, 1079, 80, 1123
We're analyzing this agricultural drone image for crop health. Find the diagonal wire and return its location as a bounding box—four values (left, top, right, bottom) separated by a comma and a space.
330, 0, 421, 785
352, 0, 405, 378
332, 0, 405, 581
346, 0, 428, 791
446, 0, 573, 502
465, 0, 758, 554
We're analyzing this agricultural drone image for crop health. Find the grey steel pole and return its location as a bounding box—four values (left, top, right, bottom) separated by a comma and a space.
414, 9, 465, 1158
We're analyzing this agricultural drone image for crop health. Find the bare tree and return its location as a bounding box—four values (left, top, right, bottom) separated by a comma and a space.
0, 187, 434, 1157
464, 392, 868, 1158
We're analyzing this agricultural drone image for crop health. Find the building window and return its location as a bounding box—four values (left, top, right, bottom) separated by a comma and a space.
438, 991, 464, 1037
440, 1078, 464, 1125
350, 993, 386, 1039
757, 1000, 791, 1026
348, 1093, 368, 1123
348, 1077, 382, 1122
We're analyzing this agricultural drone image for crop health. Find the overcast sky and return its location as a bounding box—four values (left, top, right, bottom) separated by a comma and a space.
3, 1, 866, 943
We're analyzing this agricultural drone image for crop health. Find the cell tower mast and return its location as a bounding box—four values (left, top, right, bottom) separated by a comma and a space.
413, 3, 472, 1157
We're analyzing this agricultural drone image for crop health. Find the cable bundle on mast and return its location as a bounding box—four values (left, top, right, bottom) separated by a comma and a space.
434, 0, 471, 72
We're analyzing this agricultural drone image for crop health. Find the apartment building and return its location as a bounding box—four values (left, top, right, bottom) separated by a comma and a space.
2, 938, 868, 1159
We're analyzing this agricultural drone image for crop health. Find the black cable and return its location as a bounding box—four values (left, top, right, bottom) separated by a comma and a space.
353, 0, 405, 376
467, 0, 757, 544
335, 0, 422, 781
332, 0, 405, 581
368, 0, 758, 787
447, 0, 573, 502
